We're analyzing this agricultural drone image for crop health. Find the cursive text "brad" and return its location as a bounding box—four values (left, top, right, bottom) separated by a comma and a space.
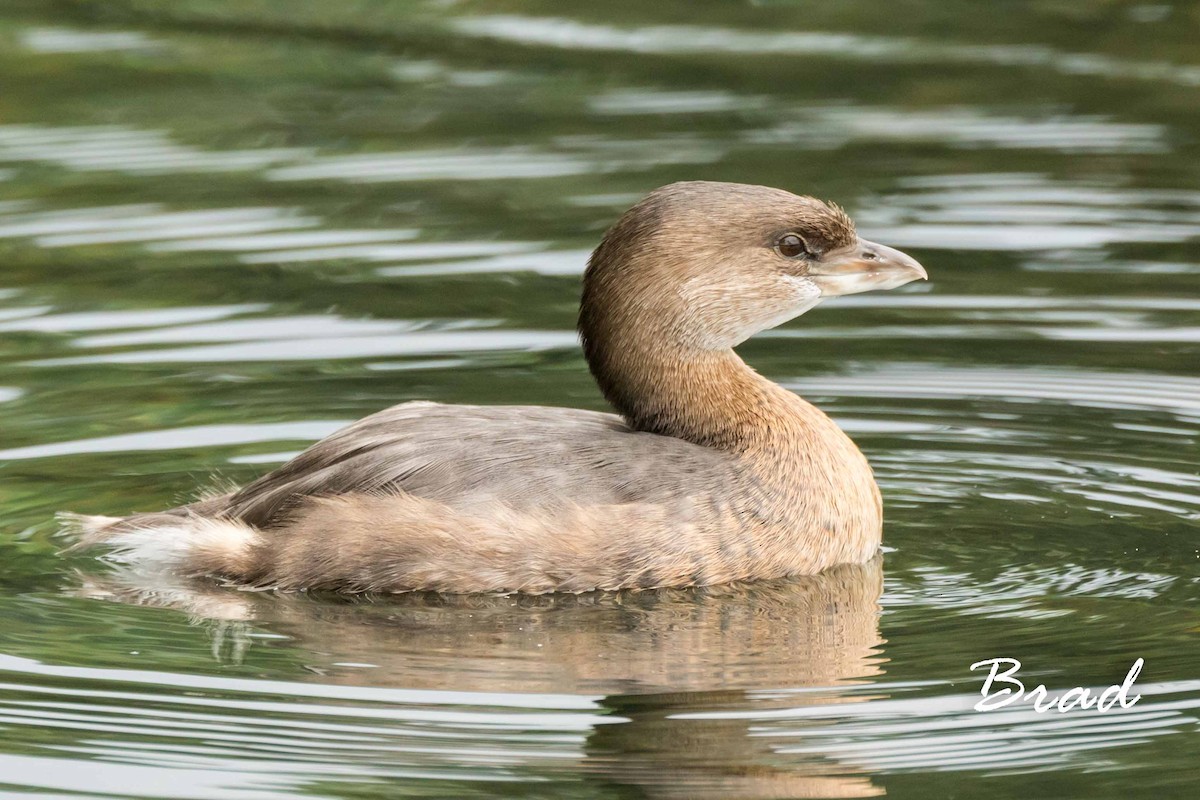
970, 657, 1143, 713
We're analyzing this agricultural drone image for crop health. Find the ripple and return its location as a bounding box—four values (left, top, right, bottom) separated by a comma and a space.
72, 315, 442, 348
566, 192, 643, 208
20, 27, 163, 54
0, 203, 318, 247
1033, 326, 1200, 343
0, 202, 445, 268
269, 147, 595, 183
884, 565, 1180, 618
876, 449, 1200, 516
147, 229, 420, 253
855, 174, 1200, 251
37, 210, 318, 248
0, 575, 888, 797
0, 306, 49, 324
786, 364, 1200, 518
828, 295, 1200, 311
378, 247, 591, 277
389, 59, 518, 88
267, 139, 721, 184
0, 753, 289, 800
1024, 255, 1200, 274
28, 329, 577, 366
451, 16, 1200, 86
766, 324, 1109, 341
0, 653, 603, 711
0, 305, 265, 334
3, 3, 1198, 796
0, 125, 308, 176
227, 451, 304, 465
0, 123, 723, 186
0, 203, 171, 237
0, 652, 602, 797
0, 421, 349, 461
590, 89, 763, 115
750, 106, 1166, 154
871, 225, 1196, 250
240, 240, 538, 265
749, 680, 1200, 774
788, 365, 1200, 417
40, 567, 1197, 792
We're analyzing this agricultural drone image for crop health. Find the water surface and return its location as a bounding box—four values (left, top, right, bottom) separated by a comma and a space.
1, 1, 1198, 797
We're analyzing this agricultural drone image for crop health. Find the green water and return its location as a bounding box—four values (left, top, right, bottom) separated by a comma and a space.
1, 1, 1198, 797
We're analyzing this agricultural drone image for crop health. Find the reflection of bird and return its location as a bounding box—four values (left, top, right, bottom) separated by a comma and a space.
590, 691, 887, 799
64, 182, 926, 593
78, 558, 887, 799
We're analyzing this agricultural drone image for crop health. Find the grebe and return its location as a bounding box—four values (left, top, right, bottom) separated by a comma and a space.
65, 181, 926, 593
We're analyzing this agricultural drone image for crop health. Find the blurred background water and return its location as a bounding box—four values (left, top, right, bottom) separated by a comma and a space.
0, 1, 1198, 797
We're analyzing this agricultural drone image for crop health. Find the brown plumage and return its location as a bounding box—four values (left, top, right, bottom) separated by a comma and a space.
62, 181, 927, 594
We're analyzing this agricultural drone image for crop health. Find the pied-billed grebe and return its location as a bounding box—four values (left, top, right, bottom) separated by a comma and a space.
64, 181, 926, 594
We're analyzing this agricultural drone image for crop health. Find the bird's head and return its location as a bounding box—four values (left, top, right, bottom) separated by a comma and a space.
581, 181, 926, 353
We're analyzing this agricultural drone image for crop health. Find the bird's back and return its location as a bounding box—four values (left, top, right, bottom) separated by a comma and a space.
219, 401, 740, 527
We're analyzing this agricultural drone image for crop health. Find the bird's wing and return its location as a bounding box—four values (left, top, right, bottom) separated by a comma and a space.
221, 402, 732, 527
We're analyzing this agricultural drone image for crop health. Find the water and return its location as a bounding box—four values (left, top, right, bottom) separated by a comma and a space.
1, 0, 1198, 796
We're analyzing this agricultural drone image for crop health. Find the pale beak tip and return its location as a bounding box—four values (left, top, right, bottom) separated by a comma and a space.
898, 254, 928, 282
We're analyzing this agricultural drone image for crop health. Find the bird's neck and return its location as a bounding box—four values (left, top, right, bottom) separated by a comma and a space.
586, 340, 831, 454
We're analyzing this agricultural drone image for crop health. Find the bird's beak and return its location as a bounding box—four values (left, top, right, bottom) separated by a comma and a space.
808, 238, 928, 298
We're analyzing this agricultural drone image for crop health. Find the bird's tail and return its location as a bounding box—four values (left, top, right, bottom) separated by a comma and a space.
58, 511, 261, 578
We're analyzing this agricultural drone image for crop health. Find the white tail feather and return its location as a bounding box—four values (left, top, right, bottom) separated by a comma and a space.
56, 512, 121, 540
59, 512, 259, 574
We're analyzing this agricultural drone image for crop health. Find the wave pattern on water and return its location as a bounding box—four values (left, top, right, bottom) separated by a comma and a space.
0, 201, 453, 269
451, 15, 1200, 86
0, 126, 307, 175
0, 202, 319, 247
0, 124, 723, 187
877, 448, 1200, 517
704, 680, 1200, 775
855, 174, 1200, 251
747, 106, 1167, 154
29, 328, 575, 366
0, 422, 351, 461
20, 27, 164, 53
0, 654, 602, 799
267, 139, 723, 184
2, 3, 1200, 797
789, 365, 1200, 417
0, 305, 267, 334
884, 565, 1180, 618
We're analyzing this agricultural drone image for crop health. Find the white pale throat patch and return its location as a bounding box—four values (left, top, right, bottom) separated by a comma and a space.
678, 273, 823, 349
774, 274, 824, 324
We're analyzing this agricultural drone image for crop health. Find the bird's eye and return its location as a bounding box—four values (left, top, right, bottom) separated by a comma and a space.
775, 233, 811, 259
